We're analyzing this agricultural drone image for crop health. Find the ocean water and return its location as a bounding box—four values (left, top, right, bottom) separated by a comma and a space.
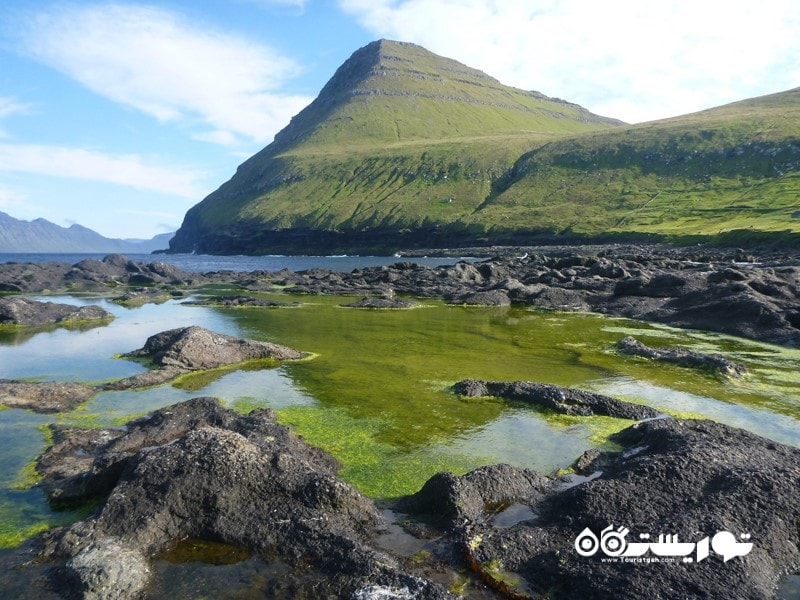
0, 252, 471, 273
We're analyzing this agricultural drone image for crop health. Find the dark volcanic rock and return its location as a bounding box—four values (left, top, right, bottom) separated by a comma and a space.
460, 418, 800, 600
448, 289, 511, 306
0, 254, 206, 293
401, 464, 551, 529
0, 297, 113, 327
122, 325, 308, 370
38, 398, 452, 599
617, 335, 748, 377
0, 380, 97, 413
453, 379, 662, 420
2, 246, 799, 346
340, 295, 419, 309
183, 295, 300, 308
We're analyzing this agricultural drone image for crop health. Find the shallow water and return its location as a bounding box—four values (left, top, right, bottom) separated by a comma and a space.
0, 290, 798, 550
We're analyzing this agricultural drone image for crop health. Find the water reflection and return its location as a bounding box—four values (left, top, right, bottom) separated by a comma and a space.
0, 292, 798, 545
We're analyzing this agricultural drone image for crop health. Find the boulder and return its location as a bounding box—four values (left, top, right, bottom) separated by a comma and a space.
453, 379, 662, 420
0, 379, 97, 413
341, 296, 419, 309
122, 325, 308, 370
0, 297, 113, 327
37, 398, 452, 599
448, 289, 511, 306
400, 464, 550, 528
617, 336, 748, 378
461, 418, 800, 599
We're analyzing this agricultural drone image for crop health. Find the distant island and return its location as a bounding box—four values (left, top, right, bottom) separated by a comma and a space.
0, 211, 173, 254
168, 39, 800, 255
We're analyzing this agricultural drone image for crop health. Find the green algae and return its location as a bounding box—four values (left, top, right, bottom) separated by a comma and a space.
0, 290, 798, 550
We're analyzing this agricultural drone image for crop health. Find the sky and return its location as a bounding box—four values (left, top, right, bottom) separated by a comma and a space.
0, 0, 798, 240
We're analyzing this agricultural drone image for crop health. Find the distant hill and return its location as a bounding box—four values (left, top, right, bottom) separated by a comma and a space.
0, 212, 173, 253
474, 87, 800, 246
170, 39, 800, 254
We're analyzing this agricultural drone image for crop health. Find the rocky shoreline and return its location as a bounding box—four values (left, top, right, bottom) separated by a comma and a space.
1, 247, 799, 598
1, 246, 799, 347
9, 393, 798, 600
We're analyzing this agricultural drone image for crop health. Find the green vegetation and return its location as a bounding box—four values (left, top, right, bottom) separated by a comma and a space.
478, 88, 800, 243
1, 293, 798, 547
170, 40, 621, 253
171, 40, 800, 253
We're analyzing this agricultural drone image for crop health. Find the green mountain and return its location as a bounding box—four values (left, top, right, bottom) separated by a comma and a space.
475, 87, 800, 246
170, 40, 800, 254
170, 39, 621, 254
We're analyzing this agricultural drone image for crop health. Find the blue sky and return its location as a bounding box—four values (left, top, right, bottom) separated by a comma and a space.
1, 0, 798, 240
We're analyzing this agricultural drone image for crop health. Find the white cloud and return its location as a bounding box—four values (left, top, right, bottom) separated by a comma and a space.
236, 0, 310, 11
0, 96, 32, 138
19, 3, 313, 145
0, 97, 30, 119
0, 143, 206, 198
339, 0, 800, 123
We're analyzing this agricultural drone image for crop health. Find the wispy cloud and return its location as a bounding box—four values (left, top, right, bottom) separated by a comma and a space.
0, 96, 32, 138
0, 143, 206, 198
339, 0, 800, 123
0, 96, 30, 119
18, 3, 313, 145
234, 0, 310, 12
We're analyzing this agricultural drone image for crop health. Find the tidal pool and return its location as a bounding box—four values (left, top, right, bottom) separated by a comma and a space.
0, 291, 798, 547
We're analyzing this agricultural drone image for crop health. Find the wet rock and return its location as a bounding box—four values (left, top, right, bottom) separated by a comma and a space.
448, 289, 511, 306
461, 418, 800, 600
183, 295, 300, 308
0, 255, 205, 293
0, 380, 97, 413
528, 287, 591, 311
111, 288, 172, 307
0, 297, 113, 327
36, 425, 126, 505
446, 262, 484, 283
2, 246, 799, 346
65, 540, 150, 600
36, 398, 452, 599
341, 296, 419, 309
122, 325, 308, 370
400, 464, 550, 529
453, 379, 662, 420
96, 368, 186, 392
617, 336, 748, 378
613, 272, 689, 297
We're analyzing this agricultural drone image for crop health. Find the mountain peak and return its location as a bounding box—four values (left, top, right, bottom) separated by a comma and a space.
170, 40, 624, 255
268, 39, 617, 151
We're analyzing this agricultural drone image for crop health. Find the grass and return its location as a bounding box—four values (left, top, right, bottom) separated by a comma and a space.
169, 42, 800, 251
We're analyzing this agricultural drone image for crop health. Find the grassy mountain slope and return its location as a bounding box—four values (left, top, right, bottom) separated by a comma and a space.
170, 40, 621, 253
171, 40, 800, 254
475, 87, 800, 245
